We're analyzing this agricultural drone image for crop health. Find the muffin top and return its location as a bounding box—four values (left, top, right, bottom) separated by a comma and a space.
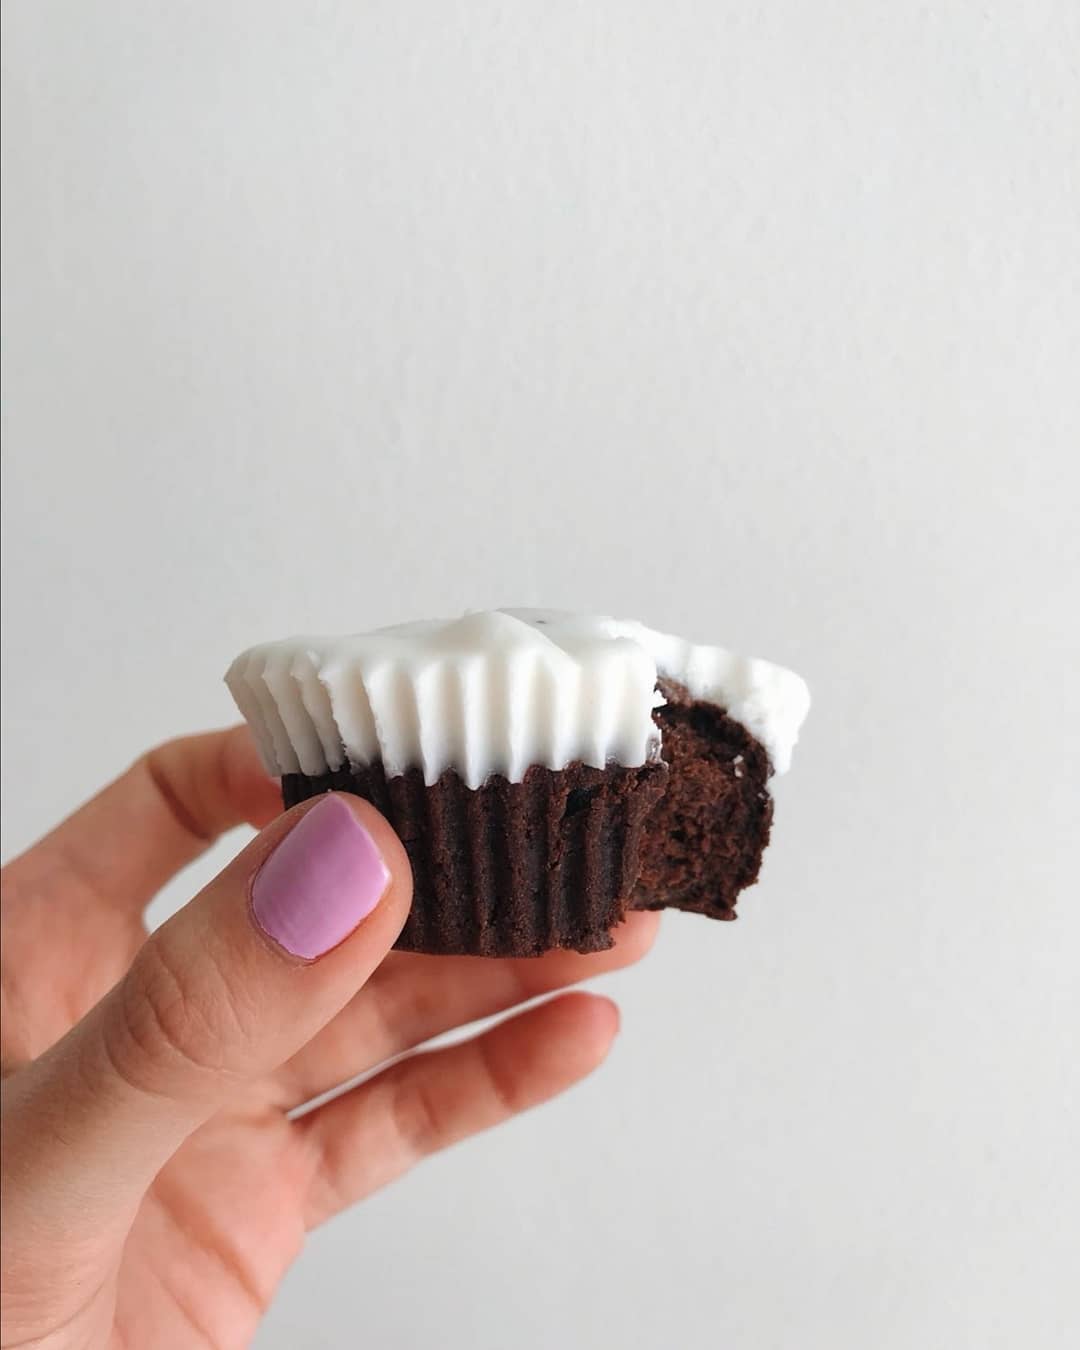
226, 609, 810, 789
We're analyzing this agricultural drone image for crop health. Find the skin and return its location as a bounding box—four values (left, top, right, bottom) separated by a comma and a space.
0, 727, 659, 1349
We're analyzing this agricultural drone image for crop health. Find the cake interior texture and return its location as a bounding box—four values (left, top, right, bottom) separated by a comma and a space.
281, 680, 776, 955
632, 679, 773, 921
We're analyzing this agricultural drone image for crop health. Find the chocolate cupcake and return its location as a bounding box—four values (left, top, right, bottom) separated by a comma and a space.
226, 610, 809, 956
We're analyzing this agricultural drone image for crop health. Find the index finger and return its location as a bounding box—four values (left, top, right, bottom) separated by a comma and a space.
2, 726, 282, 918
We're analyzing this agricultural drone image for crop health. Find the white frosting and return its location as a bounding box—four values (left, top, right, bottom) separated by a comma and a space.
225, 609, 810, 789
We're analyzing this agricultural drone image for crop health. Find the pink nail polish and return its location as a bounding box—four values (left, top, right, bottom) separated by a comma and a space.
251, 795, 389, 959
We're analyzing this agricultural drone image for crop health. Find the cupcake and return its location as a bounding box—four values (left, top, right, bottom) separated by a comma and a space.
226, 609, 810, 956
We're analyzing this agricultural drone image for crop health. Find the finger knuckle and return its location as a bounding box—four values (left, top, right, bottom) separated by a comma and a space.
476, 1037, 522, 1119
370, 970, 440, 1051
142, 741, 213, 845
103, 936, 225, 1096
390, 1071, 451, 1160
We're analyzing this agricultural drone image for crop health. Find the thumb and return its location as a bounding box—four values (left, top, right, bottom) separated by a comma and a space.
1, 793, 411, 1247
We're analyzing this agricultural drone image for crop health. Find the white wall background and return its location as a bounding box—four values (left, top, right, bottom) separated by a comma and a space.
3, 3, 1078, 1347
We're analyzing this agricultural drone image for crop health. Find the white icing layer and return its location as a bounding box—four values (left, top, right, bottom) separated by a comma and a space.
226, 609, 810, 789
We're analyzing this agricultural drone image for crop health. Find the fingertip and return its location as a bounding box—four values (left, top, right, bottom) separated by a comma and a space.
223, 724, 282, 827
547, 991, 621, 1065
612, 909, 662, 962
588, 993, 621, 1046
325, 792, 413, 920
239, 793, 413, 967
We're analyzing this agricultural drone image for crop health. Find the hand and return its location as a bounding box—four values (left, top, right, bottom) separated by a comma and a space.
1, 728, 657, 1349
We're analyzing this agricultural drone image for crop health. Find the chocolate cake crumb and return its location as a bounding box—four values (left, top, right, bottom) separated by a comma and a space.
632, 679, 774, 921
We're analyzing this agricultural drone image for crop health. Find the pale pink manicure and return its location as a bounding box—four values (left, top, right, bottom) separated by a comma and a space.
251, 795, 389, 959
